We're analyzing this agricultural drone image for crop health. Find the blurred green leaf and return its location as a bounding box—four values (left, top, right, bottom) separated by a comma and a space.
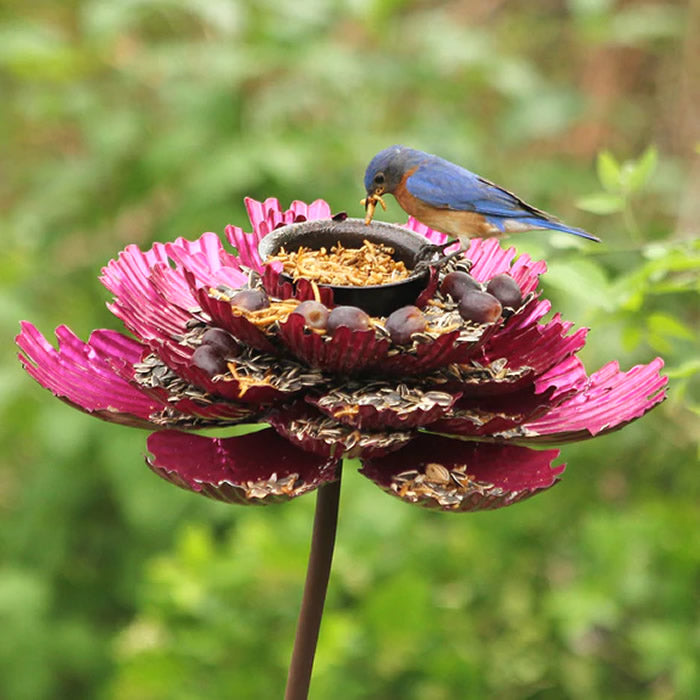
646, 312, 695, 342
625, 145, 658, 193
621, 325, 642, 352
596, 150, 621, 192
664, 359, 700, 380
542, 258, 612, 311
576, 192, 625, 214
610, 4, 684, 44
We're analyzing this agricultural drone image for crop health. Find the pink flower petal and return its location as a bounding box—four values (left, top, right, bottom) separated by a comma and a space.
288, 199, 332, 221
516, 358, 667, 443
147, 428, 339, 504
361, 434, 564, 512
403, 217, 452, 247
427, 385, 558, 437
16, 322, 163, 428
379, 328, 495, 375
261, 270, 335, 306
278, 313, 391, 374
225, 223, 266, 271
195, 289, 278, 354
232, 197, 334, 272
445, 310, 588, 397
101, 244, 193, 347
245, 196, 332, 233
164, 232, 246, 290
466, 238, 547, 295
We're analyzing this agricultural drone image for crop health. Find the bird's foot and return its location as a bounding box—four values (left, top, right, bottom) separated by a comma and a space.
361, 193, 387, 225
414, 241, 465, 272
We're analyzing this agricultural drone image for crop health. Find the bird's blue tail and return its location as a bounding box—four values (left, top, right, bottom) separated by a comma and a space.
517, 217, 600, 242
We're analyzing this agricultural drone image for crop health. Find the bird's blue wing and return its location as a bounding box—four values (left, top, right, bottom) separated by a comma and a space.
405, 157, 549, 220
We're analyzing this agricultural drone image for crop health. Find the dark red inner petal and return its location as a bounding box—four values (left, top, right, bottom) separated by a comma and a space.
278, 313, 390, 373
147, 428, 338, 486
361, 433, 563, 492
428, 386, 557, 436
196, 289, 277, 354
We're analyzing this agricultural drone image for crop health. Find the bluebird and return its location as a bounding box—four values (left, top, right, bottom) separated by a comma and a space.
362, 145, 599, 243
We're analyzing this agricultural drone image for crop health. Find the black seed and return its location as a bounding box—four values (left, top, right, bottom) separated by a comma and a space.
440, 271, 481, 300
458, 290, 503, 324
230, 288, 269, 311
292, 300, 330, 331
385, 305, 427, 345
326, 305, 371, 334
191, 345, 229, 376
486, 273, 523, 308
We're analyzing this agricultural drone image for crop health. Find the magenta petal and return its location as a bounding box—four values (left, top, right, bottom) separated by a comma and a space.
175, 364, 296, 405
534, 355, 588, 401
245, 196, 331, 234
226, 223, 266, 271
164, 232, 246, 290
449, 309, 588, 397
234, 197, 333, 272
517, 358, 668, 443
404, 217, 454, 248
195, 289, 278, 354
428, 386, 558, 437
261, 268, 335, 306
101, 244, 193, 347
147, 428, 339, 504
278, 313, 390, 373
361, 434, 563, 512
16, 322, 163, 428
163, 399, 255, 425
288, 199, 332, 221
465, 238, 547, 295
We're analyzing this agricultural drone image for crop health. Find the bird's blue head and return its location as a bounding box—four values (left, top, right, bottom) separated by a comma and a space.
364, 145, 426, 197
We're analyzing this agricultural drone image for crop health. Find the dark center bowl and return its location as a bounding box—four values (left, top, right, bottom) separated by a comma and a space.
257, 217, 431, 317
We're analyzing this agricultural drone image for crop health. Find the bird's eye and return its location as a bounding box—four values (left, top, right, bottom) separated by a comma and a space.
374, 173, 385, 185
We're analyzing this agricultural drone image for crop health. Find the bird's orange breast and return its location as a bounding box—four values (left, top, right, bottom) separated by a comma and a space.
393, 174, 497, 238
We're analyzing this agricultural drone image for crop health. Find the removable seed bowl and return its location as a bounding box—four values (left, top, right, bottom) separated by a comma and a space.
258, 218, 432, 317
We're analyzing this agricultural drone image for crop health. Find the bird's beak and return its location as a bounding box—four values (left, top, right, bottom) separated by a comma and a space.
360, 187, 387, 225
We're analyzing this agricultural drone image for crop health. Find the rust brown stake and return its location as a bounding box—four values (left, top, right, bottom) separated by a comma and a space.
284, 470, 342, 700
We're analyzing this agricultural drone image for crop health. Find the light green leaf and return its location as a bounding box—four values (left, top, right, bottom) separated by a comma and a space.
648, 332, 672, 355
626, 145, 658, 193
621, 325, 643, 352
596, 150, 621, 192
544, 258, 612, 311
646, 312, 695, 341
576, 192, 625, 214
664, 359, 700, 380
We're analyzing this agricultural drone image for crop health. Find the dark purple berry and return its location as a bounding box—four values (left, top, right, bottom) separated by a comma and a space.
326, 305, 371, 335
229, 288, 269, 311
385, 305, 427, 345
486, 273, 523, 309
458, 290, 503, 324
292, 300, 330, 331
192, 345, 229, 376
200, 328, 241, 357
440, 271, 481, 300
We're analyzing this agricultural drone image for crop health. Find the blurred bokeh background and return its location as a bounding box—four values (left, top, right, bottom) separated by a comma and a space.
2, 1, 698, 698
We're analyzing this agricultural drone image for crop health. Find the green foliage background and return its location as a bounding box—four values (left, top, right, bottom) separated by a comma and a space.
2, 1, 698, 698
